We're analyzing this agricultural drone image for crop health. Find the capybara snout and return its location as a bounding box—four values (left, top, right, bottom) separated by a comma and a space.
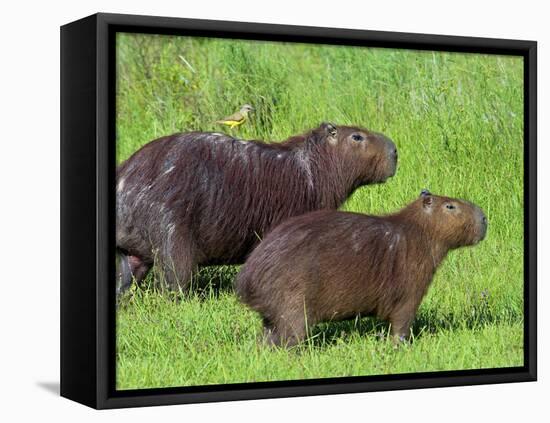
378, 133, 398, 180
330, 125, 398, 184
477, 209, 488, 242
235, 191, 486, 347
416, 190, 488, 247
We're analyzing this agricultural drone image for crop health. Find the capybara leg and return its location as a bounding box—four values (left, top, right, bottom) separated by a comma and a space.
260, 317, 278, 346
263, 326, 282, 347
261, 318, 300, 347
269, 314, 307, 348
157, 257, 193, 292
129, 255, 151, 283
116, 252, 133, 298
155, 227, 199, 292
280, 329, 306, 348
116, 253, 151, 298
264, 326, 300, 348
157, 249, 197, 292
389, 310, 415, 345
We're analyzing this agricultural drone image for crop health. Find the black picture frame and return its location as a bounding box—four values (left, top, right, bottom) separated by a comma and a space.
60, 12, 537, 409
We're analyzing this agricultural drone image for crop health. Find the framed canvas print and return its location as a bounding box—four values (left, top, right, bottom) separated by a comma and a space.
60, 13, 537, 409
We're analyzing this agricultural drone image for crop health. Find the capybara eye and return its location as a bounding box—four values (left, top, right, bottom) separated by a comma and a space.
446, 204, 456, 210
351, 134, 364, 142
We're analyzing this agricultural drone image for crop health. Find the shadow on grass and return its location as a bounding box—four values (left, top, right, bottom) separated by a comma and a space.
118, 264, 239, 308
304, 303, 522, 350
188, 265, 239, 299
410, 303, 521, 335
306, 317, 388, 349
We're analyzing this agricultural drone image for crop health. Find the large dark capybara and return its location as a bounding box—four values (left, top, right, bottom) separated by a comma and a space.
116, 123, 397, 296
235, 190, 487, 347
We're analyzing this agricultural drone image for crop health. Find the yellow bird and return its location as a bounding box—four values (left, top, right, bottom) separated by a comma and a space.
216, 104, 254, 129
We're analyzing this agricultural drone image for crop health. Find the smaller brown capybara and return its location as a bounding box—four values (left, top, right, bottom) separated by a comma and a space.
235, 190, 488, 347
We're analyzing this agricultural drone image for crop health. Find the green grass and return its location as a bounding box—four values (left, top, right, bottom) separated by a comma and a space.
115, 33, 524, 390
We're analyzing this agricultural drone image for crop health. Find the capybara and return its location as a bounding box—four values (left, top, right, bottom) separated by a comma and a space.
235, 190, 487, 347
116, 123, 397, 296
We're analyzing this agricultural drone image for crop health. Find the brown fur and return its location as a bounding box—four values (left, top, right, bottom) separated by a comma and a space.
235, 191, 487, 346
116, 123, 397, 296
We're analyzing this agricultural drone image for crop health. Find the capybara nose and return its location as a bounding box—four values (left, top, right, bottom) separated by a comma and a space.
386, 141, 398, 162
387, 141, 398, 175
387, 141, 397, 156
478, 209, 488, 226
479, 212, 488, 240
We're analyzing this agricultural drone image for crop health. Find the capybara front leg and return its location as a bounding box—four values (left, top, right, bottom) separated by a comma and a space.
263, 326, 305, 348
155, 226, 199, 292
116, 252, 133, 298
389, 308, 415, 345
116, 252, 151, 299
157, 246, 197, 293
269, 313, 307, 348
261, 317, 301, 347
263, 324, 282, 347
157, 256, 195, 292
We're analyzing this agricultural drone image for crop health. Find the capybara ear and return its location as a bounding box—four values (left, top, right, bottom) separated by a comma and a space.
321, 122, 338, 144
422, 192, 434, 209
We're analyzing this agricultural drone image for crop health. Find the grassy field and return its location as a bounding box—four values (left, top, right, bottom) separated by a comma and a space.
115, 33, 524, 390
